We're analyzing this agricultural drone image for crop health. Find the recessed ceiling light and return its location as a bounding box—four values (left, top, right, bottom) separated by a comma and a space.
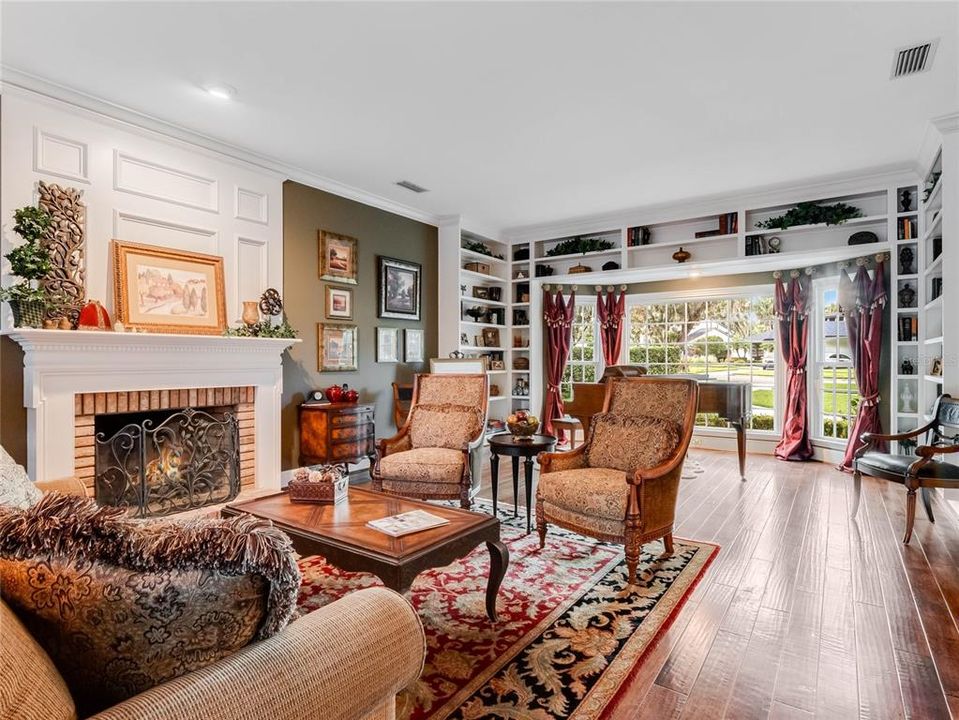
688, 271, 701, 278
203, 83, 236, 100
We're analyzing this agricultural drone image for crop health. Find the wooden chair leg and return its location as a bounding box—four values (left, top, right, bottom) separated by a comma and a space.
663, 533, 674, 555
624, 530, 640, 586
535, 496, 547, 549
904, 488, 917, 544
921, 487, 935, 523
851, 468, 862, 518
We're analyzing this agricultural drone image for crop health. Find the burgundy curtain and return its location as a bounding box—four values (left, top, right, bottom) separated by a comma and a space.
775, 272, 814, 461
596, 288, 626, 367
839, 260, 887, 469
543, 287, 575, 437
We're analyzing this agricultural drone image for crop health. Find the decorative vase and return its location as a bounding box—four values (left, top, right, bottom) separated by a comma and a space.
899, 246, 915, 275
325, 385, 344, 403
672, 247, 691, 263
898, 283, 916, 308
9, 299, 45, 328
344, 388, 359, 403
901, 358, 914, 375
242, 300, 260, 327
899, 189, 913, 213
900, 384, 915, 414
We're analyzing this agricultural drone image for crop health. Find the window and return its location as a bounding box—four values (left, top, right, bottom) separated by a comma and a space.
560, 303, 598, 400
814, 285, 859, 441
625, 293, 777, 431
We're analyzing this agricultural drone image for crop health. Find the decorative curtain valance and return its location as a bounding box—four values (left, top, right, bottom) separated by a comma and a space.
542, 287, 576, 437
596, 285, 626, 367
838, 256, 887, 469
774, 269, 814, 461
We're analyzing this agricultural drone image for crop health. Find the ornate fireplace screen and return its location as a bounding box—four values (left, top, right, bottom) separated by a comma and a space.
95, 408, 240, 517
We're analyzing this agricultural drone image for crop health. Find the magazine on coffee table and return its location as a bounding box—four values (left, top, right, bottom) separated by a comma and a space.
367, 510, 450, 537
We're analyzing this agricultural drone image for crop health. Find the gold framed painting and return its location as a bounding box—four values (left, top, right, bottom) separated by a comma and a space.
319, 230, 358, 284
325, 286, 353, 320
112, 240, 227, 335
318, 323, 358, 372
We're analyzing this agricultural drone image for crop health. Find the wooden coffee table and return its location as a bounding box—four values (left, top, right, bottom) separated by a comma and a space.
222, 488, 509, 621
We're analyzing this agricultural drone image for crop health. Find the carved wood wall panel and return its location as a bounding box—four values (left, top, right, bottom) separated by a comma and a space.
38, 180, 86, 324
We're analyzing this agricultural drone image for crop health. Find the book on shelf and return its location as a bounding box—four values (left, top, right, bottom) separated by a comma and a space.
898, 316, 918, 342
898, 217, 915, 240
366, 510, 450, 537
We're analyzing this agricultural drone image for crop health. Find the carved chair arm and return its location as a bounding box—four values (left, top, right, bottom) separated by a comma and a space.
916, 442, 959, 458
377, 428, 412, 458
538, 445, 588, 474
854, 421, 937, 460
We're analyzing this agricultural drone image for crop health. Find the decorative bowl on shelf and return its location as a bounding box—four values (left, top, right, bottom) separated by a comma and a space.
506, 411, 539, 441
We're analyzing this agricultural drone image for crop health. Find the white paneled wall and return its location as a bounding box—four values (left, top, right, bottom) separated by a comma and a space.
1, 91, 284, 328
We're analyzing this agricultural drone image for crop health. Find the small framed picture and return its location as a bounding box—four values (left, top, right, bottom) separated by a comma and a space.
460, 332, 469, 346
472, 287, 489, 300
325, 286, 353, 320
378, 256, 421, 320
490, 359, 505, 371
404, 328, 424, 363
318, 323, 358, 372
377, 327, 399, 363
482, 328, 501, 348
931, 357, 943, 376
319, 230, 358, 285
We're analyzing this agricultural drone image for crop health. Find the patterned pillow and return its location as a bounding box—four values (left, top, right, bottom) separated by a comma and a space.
585, 413, 682, 474
0, 493, 301, 717
0, 444, 42, 509
409, 404, 484, 450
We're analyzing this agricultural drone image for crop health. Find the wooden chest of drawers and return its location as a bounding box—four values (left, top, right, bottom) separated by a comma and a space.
298, 402, 375, 468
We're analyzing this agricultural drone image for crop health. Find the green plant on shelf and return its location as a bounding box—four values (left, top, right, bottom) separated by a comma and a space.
754, 201, 863, 230
545, 236, 615, 257
224, 315, 298, 339
0, 206, 58, 327
462, 239, 504, 260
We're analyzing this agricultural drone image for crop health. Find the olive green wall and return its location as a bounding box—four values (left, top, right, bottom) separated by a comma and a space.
281, 180, 438, 470
0, 338, 27, 465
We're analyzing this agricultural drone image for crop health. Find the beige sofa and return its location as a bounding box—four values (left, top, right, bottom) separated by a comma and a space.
1, 479, 427, 720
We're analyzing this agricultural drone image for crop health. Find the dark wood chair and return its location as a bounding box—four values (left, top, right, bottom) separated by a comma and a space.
853, 394, 959, 543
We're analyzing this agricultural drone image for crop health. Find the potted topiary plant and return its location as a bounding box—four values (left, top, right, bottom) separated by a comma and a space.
1, 206, 54, 328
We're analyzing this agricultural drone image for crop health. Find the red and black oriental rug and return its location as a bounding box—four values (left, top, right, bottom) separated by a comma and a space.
297, 503, 717, 720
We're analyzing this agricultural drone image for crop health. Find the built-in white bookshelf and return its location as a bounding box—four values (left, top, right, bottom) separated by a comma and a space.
891, 182, 921, 454
920, 148, 945, 426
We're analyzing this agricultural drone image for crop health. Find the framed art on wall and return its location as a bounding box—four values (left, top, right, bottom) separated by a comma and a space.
318, 230, 358, 284
404, 328, 424, 362
377, 327, 399, 363
378, 256, 421, 320
318, 323, 358, 372
325, 286, 353, 320
112, 240, 227, 335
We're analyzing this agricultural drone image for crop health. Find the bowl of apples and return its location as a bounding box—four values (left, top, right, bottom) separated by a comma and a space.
506, 410, 540, 441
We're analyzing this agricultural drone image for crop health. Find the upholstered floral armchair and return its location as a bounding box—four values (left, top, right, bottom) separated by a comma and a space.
536, 377, 699, 584
373, 373, 489, 508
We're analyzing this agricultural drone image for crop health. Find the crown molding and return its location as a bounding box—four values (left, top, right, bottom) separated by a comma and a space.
503, 164, 917, 243
932, 111, 959, 135
0, 67, 443, 227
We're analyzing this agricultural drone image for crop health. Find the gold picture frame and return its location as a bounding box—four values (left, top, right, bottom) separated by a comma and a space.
112, 240, 227, 335
325, 286, 353, 320
319, 230, 358, 284
318, 323, 358, 372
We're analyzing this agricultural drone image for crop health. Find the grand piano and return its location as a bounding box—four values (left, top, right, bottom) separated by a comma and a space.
566, 366, 751, 480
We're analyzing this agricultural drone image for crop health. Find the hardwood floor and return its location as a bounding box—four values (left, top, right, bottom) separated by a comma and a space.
476, 449, 958, 719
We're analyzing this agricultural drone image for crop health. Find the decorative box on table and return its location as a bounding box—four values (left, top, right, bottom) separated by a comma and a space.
288, 465, 349, 504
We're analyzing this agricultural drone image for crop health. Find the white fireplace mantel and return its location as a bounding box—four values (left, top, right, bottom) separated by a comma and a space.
2, 329, 299, 487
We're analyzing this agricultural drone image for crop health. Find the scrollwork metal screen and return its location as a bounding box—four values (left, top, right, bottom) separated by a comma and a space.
95, 408, 240, 517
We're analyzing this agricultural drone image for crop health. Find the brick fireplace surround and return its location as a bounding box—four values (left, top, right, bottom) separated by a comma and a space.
73, 386, 256, 492
1, 329, 297, 497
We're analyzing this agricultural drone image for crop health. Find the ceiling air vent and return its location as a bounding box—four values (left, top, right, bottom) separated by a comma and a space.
395, 180, 429, 193
891, 40, 937, 79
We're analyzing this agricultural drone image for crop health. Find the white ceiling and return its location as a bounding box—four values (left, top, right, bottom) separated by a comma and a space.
2, 2, 957, 234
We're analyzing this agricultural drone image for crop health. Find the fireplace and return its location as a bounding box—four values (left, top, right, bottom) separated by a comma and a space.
74, 386, 256, 515
95, 406, 240, 517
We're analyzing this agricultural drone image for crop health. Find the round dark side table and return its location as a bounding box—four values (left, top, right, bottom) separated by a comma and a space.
487, 433, 557, 533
